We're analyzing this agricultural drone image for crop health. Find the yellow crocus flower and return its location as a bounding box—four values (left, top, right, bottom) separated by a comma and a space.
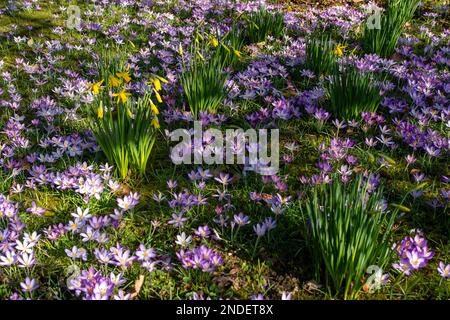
112, 89, 131, 104
178, 43, 183, 56
234, 49, 242, 58
87, 80, 104, 95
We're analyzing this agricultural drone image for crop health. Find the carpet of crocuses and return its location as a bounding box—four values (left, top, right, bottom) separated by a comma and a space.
0, 0, 448, 301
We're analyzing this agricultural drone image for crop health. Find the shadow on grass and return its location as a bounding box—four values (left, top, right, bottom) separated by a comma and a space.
0, 7, 59, 36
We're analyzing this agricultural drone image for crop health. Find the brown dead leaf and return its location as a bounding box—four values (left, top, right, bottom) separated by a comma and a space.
304, 280, 322, 292
229, 268, 240, 275
130, 274, 145, 299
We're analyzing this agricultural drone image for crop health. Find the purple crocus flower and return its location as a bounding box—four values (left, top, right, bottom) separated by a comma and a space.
233, 213, 250, 227
194, 225, 210, 238
253, 223, 267, 237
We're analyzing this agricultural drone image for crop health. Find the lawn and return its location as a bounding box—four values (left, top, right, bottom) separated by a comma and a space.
0, 0, 448, 300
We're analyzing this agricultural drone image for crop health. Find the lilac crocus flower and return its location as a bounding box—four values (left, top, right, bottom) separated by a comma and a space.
233, 213, 250, 227
194, 225, 210, 238
405, 250, 426, 270
117, 195, 138, 211
20, 277, 39, 292
253, 223, 267, 237
214, 173, 232, 186
26, 201, 46, 217
437, 261, 450, 278
168, 213, 188, 228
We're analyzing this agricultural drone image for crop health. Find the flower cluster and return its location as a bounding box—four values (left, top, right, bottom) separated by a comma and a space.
176, 245, 223, 273
392, 230, 434, 276
69, 267, 130, 300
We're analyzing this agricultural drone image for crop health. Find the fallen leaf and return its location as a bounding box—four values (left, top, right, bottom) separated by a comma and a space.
130, 274, 145, 299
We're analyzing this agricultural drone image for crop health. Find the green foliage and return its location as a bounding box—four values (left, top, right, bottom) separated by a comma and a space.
304, 35, 337, 76
89, 94, 159, 179
88, 51, 160, 179
215, 24, 244, 68
242, 6, 285, 44
180, 38, 229, 118
362, 0, 421, 57
326, 66, 382, 119
301, 175, 398, 299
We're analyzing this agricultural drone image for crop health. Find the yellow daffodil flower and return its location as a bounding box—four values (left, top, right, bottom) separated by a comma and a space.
208, 37, 218, 48
154, 90, 163, 103
97, 104, 104, 119
334, 43, 346, 57
112, 89, 131, 104
151, 117, 160, 129
87, 80, 104, 95
152, 78, 161, 91
150, 101, 159, 115
155, 74, 168, 84
116, 66, 131, 83
109, 76, 122, 88
146, 75, 168, 90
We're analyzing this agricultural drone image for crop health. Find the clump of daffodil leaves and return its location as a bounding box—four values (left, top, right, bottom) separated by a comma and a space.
86, 51, 167, 179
